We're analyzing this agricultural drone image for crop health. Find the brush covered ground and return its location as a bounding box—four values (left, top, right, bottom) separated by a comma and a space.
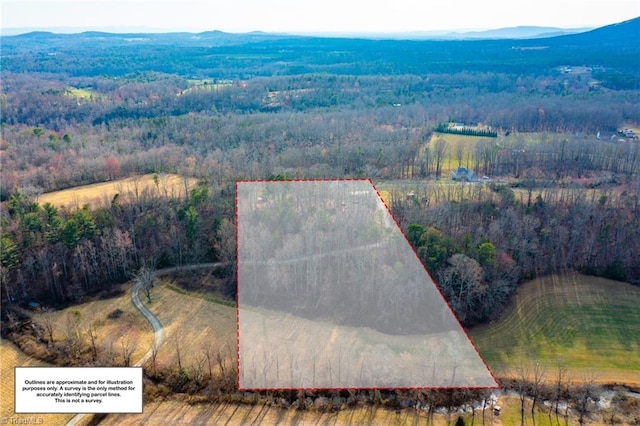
3, 272, 639, 425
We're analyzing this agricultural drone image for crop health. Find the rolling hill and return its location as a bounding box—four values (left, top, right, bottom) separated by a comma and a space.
1, 17, 637, 78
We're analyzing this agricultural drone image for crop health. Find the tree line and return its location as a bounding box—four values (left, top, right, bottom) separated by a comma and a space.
2, 72, 639, 202
398, 182, 639, 325
0, 181, 236, 306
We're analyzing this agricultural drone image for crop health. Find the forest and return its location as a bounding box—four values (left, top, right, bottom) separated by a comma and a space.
1, 17, 639, 330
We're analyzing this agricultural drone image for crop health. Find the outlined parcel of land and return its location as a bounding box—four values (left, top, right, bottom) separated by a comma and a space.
237, 179, 497, 389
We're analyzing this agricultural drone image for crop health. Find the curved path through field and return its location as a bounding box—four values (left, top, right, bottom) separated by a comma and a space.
66, 263, 223, 426
132, 263, 223, 366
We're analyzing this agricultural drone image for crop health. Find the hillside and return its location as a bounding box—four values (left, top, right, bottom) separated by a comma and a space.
449, 25, 591, 40
548, 16, 640, 46
470, 274, 640, 385
1, 18, 637, 77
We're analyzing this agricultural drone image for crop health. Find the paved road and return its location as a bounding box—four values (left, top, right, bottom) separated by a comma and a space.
132, 263, 223, 366
66, 263, 223, 426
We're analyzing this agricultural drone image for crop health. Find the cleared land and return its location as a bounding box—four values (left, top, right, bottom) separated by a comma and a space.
140, 279, 236, 371
27, 284, 155, 366
94, 398, 477, 425
5, 271, 634, 425
37, 173, 198, 209
0, 340, 74, 425
424, 132, 497, 174
64, 87, 98, 100
96, 390, 608, 425
469, 274, 640, 385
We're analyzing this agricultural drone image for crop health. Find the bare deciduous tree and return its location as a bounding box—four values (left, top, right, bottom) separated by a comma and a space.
85, 320, 99, 361
135, 265, 155, 303
529, 362, 548, 424
118, 333, 137, 367
40, 310, 56, 346
573, 375, 600, 426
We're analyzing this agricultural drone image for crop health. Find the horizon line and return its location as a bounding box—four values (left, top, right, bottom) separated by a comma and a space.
0, 23, 601, 37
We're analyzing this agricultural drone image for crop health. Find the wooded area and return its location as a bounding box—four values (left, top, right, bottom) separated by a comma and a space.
1, 20, 639, 324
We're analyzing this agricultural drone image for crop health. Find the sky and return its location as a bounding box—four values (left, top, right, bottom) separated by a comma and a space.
2, 0, 639, 34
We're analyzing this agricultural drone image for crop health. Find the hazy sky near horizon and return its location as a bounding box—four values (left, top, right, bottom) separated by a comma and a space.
2, 0, 638, 33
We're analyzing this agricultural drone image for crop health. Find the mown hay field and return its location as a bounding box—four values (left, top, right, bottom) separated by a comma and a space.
141, 279, 236, 371
0, 340, 74, 425
93, 398, 457, 425
96, 392, 611, 425
37, 173, 199, 209
469, 274, 640, 385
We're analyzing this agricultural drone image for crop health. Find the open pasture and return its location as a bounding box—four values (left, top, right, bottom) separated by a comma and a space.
37, 173, 198, 209
64, 87, 98, 100
0, 340, 74, 425
469, 274, 640, 385
29, 284, 155, 365
425, 132, 497, 174
141, 279, 236, 372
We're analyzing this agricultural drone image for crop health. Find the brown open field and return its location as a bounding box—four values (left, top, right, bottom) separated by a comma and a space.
95, 393, 626, 425
92, 398, 461, 425
4, 271, 637, 425
424, 132, 497, 175
0, 340, 74, 425
28, 283, 155, 366
37, 173, 199, 209
141, 279, 236, 372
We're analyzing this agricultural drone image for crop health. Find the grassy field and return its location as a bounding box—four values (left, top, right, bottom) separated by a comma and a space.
5, 271, 636, 425
28, 283, 155, 365
64, 87, 97, 100
96, 393, 615, 425
179, 79, 233, 96
37, 173, 199, 209
0, 340, 75, 425
425, 132, 497, 175
141, 278, 236, 371
94, 398, 471, 425
1, 283, 152, 424
469, 274, 640, 385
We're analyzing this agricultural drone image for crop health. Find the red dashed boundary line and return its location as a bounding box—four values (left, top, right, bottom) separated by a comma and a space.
369, 179, 500, 390
235, 181, 240, 387
235, 178, 499, 392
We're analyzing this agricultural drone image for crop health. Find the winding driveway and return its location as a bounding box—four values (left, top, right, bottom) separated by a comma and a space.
66, 263, 223, 426
132, 263, 222, 366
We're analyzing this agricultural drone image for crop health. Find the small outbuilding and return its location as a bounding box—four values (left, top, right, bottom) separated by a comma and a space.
451, 167, 478, 182
27, 301, 41, 311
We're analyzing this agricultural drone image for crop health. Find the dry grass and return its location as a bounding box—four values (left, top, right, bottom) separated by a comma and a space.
1, 285, 155, 423
0, 340, 75, 425
141, 279, 236, 372
64, 87, 97, 100
30, 284, 155, 365
37, 173, 199, 209
238, 307, 495, 389
85, 398, 436, 425
91, 394, 621, 426
425, 132, 496, 175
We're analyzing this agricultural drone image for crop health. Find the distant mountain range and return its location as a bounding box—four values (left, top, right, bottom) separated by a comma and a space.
3, 17, 637, 46
0, 24, 605, 40
1, 16, 637, 78
547, 16, 640, 45
441, 26, 592, 39
296, 26, 593, 40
